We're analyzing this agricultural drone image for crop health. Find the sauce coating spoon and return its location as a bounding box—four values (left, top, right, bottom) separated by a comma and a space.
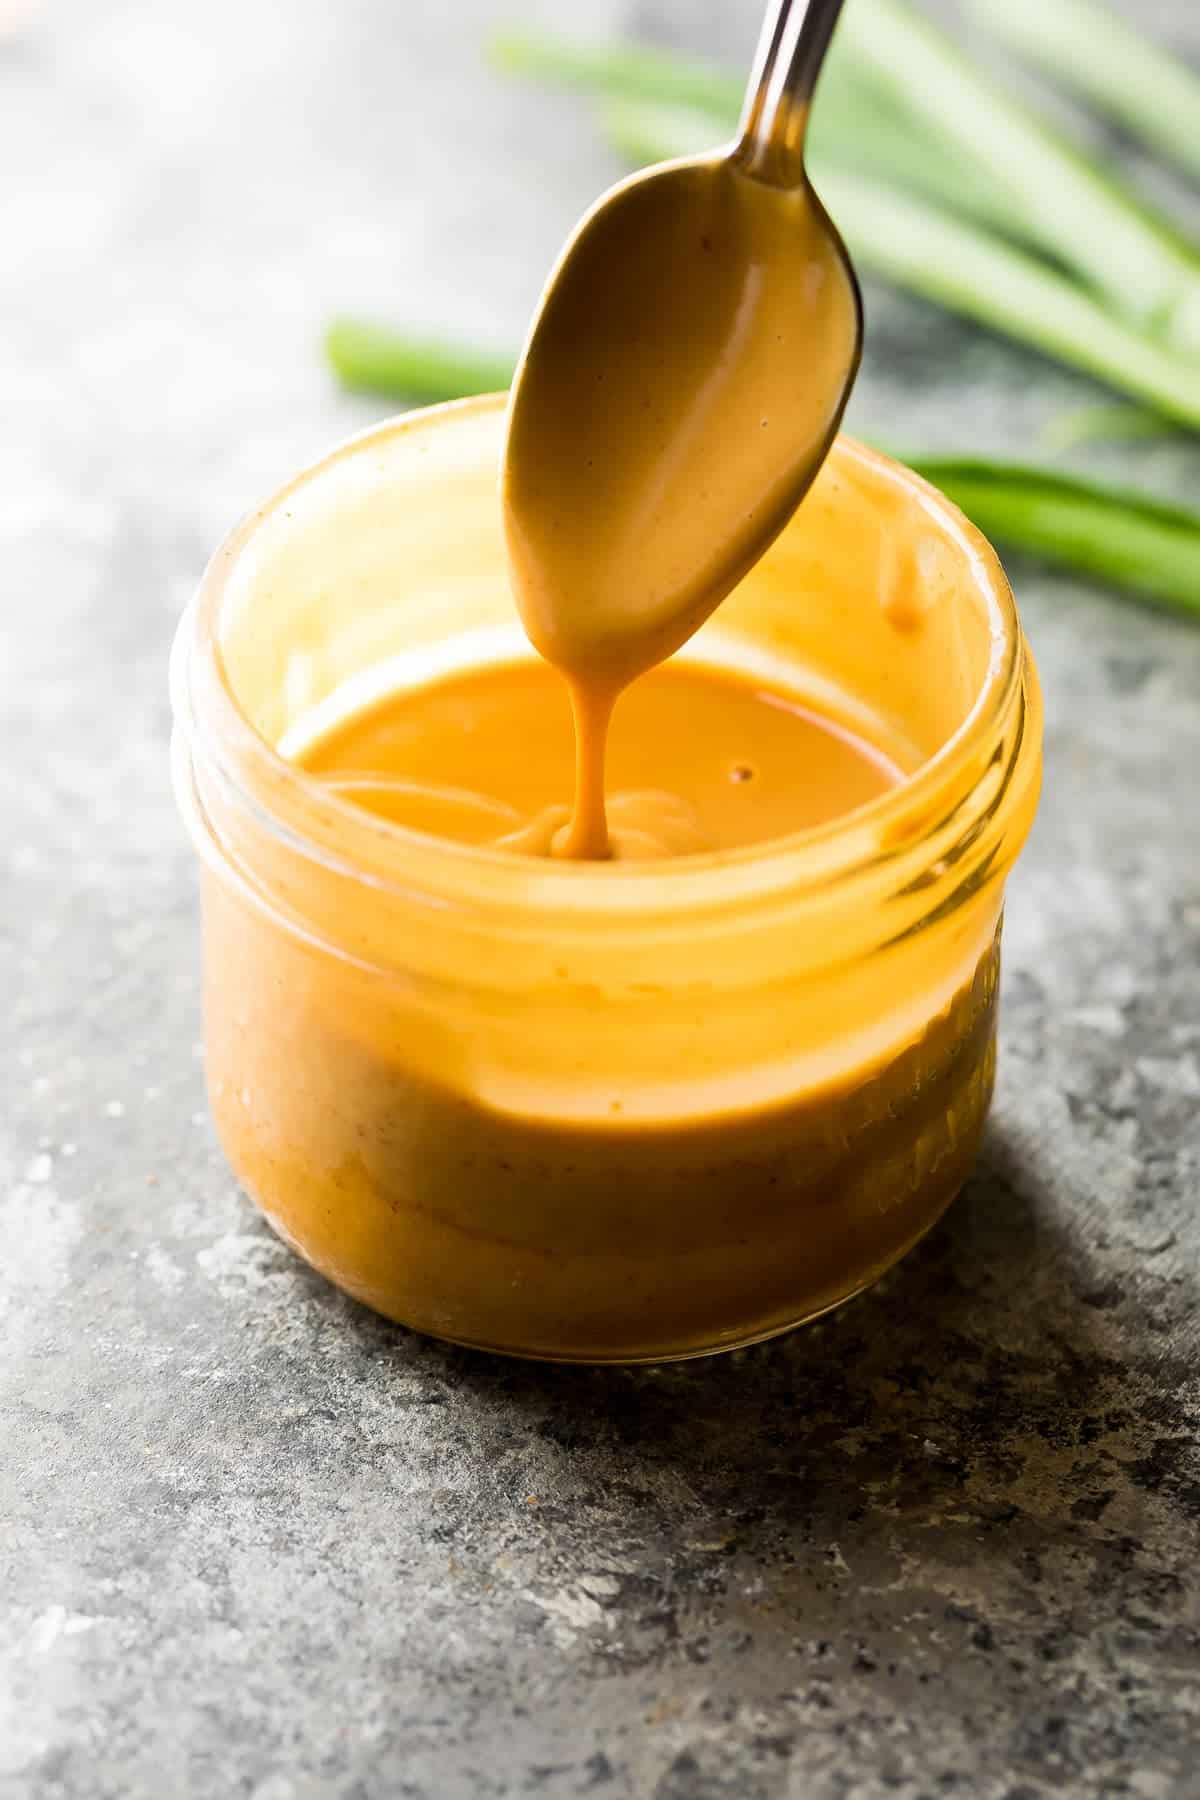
502, 0, 863, 858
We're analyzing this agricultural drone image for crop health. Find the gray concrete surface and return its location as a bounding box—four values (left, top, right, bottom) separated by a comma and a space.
2, 1, 1199, 1795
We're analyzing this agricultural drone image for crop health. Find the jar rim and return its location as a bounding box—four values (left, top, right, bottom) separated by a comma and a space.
171, 394, 1037, 926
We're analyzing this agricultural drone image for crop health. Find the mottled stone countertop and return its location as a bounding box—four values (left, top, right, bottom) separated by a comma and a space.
2, 1, 1198, 1795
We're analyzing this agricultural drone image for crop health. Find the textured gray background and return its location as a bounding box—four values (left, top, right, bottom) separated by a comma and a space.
3, 1, 1199, 1795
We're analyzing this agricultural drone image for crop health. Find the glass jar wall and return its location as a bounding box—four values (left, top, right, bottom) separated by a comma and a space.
171, 398, 1041, 1362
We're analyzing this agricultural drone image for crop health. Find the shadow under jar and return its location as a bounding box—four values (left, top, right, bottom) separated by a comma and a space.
170, 395, 1042, 1363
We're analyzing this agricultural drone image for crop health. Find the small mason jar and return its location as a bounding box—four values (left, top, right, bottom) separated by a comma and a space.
170, 396, 1042, 1363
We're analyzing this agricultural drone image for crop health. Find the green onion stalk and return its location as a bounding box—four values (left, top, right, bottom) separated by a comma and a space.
841, 0, 1200, 351
965, 0, 1200, 191
322, 325, 1200, 618
492, 9, 1200, 351
601, 97, 1200, 432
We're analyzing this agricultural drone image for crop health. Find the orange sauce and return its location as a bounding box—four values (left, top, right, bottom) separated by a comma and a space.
182, 410, 1039, 1361
297, 657, 902, 860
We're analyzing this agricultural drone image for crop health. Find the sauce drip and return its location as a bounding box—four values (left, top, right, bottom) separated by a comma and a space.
297, 658, 901, 859
502, 156, 860, 859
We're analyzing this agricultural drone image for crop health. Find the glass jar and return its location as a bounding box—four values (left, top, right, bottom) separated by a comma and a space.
170, 396, 1042, 1363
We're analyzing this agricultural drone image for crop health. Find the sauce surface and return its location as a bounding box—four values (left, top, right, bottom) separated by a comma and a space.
297, 657, 901, 860
502, 155, 860, 858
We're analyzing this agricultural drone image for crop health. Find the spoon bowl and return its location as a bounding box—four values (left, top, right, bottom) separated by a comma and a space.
503, 149, 861, 686
501, 0, 860, 858
502, 0, 861, 694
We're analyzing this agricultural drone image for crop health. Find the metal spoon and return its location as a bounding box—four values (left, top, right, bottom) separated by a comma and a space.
502, 0, 862, 693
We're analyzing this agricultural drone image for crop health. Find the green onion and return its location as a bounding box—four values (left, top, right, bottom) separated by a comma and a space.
900, 457, 1200, 616
488, 29, 743, 117
842, 0, 1200, 350
491, 28, 1030, 242
320, 323, 1200, 619
325, 324, 512, 401
819, 165, 1200, 428
1038, 402, 1175, 453
493, 14, 1200, 349
324, 320, 514, 403
598, 97, 710, 170
602, 93, 1019, 239
965, 0, 1200, 190
604, 99, 1200, 431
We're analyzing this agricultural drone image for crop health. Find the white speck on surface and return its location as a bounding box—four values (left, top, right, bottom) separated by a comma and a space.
1136, 1055, 1200, 1098
0, 1181, 82, 1352
104, 1100, 125, 1118
579, 1573, 621, 1601
533, 1586, 610, 1641
1069, 1004, 1126, 1038
248, 1778, 299, 1800
196, 1231, 285, 1297
24, 1153, 52, 1184
1108, 1068, 1142, 1111
144, 1244, 186, 1295
0, 1603, 98, 1781
28, 1607, 97, 1655
1129, 1772, 1175, 1800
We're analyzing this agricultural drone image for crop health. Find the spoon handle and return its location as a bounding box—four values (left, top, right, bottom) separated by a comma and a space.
735, 0, 847, 186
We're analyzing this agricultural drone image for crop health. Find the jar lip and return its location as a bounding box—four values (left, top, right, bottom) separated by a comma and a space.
172, 395, 1031, 923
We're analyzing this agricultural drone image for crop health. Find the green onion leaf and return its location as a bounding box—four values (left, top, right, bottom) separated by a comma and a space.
965, 0, 1200, 191
1038, 402, 1175, 453
320, 322, 1200, 619
324, 320, 514, 403
842, 0, 1200, 350
494, 15, 1200, 350
487, 29, 743, 117
901, 457, 1200, 615
491, 28, 1033, 244
603, 99, 1200, 431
